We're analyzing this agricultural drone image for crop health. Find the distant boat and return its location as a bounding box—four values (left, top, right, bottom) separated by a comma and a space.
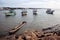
5, 10, 16, 16
33, 9, 37, 15
21, 11, 27, 16
46, 9, 54, 14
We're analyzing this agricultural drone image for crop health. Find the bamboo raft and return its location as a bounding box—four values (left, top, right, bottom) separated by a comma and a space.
9, 21, 27, 35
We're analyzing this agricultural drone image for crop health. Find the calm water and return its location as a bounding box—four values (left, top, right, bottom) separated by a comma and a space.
0, 9, 60, 35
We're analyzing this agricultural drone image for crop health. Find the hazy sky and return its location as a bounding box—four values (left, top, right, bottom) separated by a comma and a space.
0, 0, 60, 9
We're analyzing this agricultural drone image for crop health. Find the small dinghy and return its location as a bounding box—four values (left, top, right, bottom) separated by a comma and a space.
5, 9, 16, 16
21, 11, 27, 16
33, 10, 37, 15
9, 21, 27, 35
33, 9, 37, 15
46, 9, 54, 14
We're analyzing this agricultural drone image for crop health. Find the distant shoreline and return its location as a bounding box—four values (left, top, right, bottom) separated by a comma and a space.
0, 7, 59, 10
0, 7, 47, 10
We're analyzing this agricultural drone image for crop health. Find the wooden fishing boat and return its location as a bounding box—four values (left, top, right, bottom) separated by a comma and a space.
33, 9, 37, 15
9, 21, 27, 35
21, 11, 27, 16
46, 9, 54, 14
5, 12, 16, 16
5, 10, 16, 16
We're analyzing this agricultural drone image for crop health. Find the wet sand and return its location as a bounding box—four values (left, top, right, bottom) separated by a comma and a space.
0, 9, 60, 35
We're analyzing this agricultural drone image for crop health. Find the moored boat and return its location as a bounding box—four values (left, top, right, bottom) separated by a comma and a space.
46, 9, 54, 14
9, 21, 27, 35
5, 9, 16, 16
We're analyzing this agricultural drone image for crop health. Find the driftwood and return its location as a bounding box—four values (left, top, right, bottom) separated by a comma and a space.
9, 21, 27, 35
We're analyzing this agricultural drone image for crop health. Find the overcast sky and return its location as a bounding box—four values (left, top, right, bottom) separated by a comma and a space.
0, 0, 60, 9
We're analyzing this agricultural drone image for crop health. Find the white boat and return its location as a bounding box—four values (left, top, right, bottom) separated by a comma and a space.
5, 10, 16, 16
21, 11, 27, 16
5, 12, 16, 16
33, 9, 37, 15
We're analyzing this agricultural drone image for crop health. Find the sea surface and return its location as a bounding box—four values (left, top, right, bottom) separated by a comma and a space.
0, 9, 60, 35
